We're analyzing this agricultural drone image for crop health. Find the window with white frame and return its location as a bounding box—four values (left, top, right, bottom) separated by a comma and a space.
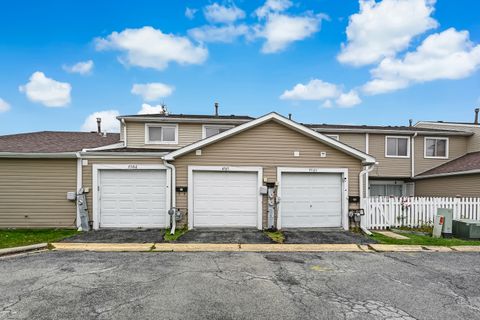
369, 181, 410, 197
145, 124, 177, 144
424, 137, 448, 158
385, 136, 410, 157
325, 134, 339, 141
203, 125, 233, 139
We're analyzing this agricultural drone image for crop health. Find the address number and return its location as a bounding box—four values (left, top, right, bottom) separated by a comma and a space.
128, 164, 138, 169
222, 167, 230, 171
309, 168, 318, 172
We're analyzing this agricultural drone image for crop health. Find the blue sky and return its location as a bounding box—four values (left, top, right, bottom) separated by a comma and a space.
0, 0, 479, 134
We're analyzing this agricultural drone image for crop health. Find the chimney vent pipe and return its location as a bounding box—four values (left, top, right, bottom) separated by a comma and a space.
475, 108, 479, 125
409, 119, 413, 127
96, 118, 102, 134
214, 102, 219, 116
288, 113, 292, 120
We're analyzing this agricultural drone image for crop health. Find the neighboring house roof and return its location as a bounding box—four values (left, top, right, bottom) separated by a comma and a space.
305, 123, 472, 135
89, 147, 174, 153
415, 120, 480, 129
0, 131, 120, 155
164, 112, 377, 164
118, 113, 254, 124
415, 151, 480, 179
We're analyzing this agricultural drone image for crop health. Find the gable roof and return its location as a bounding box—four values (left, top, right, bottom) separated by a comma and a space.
164, 112, 376, 164
415, 151, 480, 179
0, 131, 120, 155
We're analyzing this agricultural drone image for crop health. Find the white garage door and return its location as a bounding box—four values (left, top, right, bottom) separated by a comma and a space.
281, 172, 343, 228
99, 170, 167, 228
192, 171, 258, 228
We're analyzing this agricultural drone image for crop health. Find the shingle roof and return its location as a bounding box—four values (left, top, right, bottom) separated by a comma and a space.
90, 147, 174, 153
417, 151, 480, 177
304, 123, 470, 134
118, 113, 254, 120
0, 131, 120, 153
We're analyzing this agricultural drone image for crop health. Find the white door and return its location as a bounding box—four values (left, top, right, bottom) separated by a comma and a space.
99, 169, 167, 228
192, 171, 258, 227
281, 172, 343, 228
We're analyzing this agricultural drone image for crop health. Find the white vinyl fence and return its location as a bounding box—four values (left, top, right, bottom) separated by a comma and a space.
362, 197, 480, 230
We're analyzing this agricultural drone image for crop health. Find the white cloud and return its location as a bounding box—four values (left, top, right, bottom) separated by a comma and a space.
0, 98, 10, 112
19, 72, 71, 107
203, 3, 245, 24
335, 90, 362, 107
257, 13, 324, 53
62, 60, 94, 75
131, 83, 174, 101
322, 99, 333, 108
138, 103, 167, 115
81, 110, 120, 132
280, 79, 341, 100
188, 24, 249, 43
338, 0, 438, 66
185, 7, 197, 20
95, 26, 208, 70
363, 28, 480, 95
255, 0, 293, 19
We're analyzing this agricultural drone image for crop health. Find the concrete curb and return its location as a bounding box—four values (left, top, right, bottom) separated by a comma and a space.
0, 243, 48, 256
51, 243, 154, 252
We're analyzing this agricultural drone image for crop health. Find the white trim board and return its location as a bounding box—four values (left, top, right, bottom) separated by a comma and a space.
92, 164, 171, 230
276, 167, 349, 231
164, 112, 376, 164
187, 166, 264, 230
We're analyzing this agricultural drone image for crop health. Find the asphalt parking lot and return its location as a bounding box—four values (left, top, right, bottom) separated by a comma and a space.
1, 251, 479, 320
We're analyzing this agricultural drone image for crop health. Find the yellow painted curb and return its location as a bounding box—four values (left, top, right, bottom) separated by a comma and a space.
368, 244, 424, 252
51, 243, 154, 252
239, 244, 364, 252
153, 243, 240, 252
422, 246, 453, 252
450, 246, 480, 252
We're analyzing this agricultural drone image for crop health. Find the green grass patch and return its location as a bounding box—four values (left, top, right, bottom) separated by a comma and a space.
0, 229, 78, 249
395, 225, 433, 234
163, 227, 188, 242
264, 230, 285, 243
371, 232, 480, 246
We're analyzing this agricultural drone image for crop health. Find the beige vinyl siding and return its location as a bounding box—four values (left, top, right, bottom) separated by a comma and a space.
338, 133, 367, 152
416, 122, 480, 152
368, 134, 411, 177
414, 135, 468, 175
81, 157, 163, 220
415, 174, 480, 197
126, 122, 203, 148
0, 158, 77, 228
172, 120, 364, 226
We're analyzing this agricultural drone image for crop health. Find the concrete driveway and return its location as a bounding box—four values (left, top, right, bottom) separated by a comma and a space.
1, 251, 480, 319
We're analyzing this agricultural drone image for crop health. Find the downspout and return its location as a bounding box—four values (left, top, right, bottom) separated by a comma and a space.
121, 119, 128, 147
359, 162, 377, 236
163, 159, 176, 235
75, 152, 82, 230
411, 132, 418, 178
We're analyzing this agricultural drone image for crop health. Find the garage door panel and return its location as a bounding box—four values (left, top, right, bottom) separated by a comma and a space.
193, 171, 258, 228
281, 172, 342, 228
99, 170, 167, 228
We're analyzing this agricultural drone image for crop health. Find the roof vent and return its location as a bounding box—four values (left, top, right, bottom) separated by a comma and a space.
475, 108, 479, 125
96, 117, 102, 134
214, 102, 219, 116
288, 113, 292, 120
409, 119, 413, 127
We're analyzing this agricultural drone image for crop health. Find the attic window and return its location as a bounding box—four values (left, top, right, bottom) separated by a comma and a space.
203, 125, 233, 139
145, 124, 178, 144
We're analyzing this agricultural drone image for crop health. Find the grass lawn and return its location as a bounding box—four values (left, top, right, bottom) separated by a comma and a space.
164, 227, 188, 242
0, 229, 78, 249
371, 232, 480, 246
264, 230, 285, 243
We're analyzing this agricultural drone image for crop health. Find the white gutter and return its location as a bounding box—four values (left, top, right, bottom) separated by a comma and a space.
411, 132, 418, 178
121, 119, 127, 147
79, 152, 168, 157
163, 160, 176, 235
75, 152, 82, 230
414, 169, 480, 180
359, 163, 377, 236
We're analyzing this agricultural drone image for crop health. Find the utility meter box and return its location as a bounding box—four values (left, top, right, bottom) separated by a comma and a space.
66, 192, 76, 201
453, 219, 480, 239
437, 208, 453, 236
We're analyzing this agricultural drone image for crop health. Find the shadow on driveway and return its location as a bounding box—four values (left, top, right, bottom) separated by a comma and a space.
283, 229, 376, 244
175, 228, 274, 244
61, 229, 165, 243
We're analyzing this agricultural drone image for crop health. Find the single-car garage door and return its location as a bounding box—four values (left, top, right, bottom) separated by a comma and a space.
192, 171, 259, 228
280, 172, 343, 228
99, 169, 167, 228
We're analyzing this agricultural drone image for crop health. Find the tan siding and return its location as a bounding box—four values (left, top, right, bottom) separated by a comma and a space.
0, 159, 77, 228
126, 122, 203, 148
414, 135, 468, 175
416, 122, 480, 152
415, 174, 480, 197
82, 158, 163, 220
368, 134, 411, 177
172, 121, 364, 226
338, 133, 367, 152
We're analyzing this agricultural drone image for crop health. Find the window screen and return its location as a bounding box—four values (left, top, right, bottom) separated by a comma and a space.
386, 137, 409, 157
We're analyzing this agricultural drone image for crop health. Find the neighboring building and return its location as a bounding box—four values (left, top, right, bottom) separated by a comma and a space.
0, 108, 479, 230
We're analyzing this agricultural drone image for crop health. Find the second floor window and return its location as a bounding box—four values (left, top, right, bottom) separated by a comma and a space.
146, 124, 177, 144
425, 137, 448, 158
385, 136, 410, 158
203, 125, 233, 139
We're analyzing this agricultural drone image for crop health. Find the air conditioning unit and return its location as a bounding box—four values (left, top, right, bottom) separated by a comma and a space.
452, 219, 480, 239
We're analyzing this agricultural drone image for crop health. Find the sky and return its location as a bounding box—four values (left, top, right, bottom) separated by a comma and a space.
0, 0, 479, 134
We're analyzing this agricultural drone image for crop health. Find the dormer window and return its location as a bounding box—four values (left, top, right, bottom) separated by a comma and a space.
145, 124, 178, 144
203, 125, 233, 139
